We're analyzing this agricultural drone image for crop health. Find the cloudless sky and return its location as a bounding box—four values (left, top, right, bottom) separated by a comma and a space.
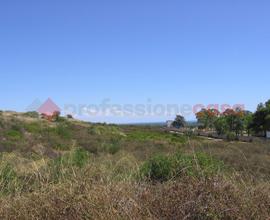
0, 0, 269, 123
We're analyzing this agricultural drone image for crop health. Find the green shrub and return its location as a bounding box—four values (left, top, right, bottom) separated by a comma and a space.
226, 131, 236, 141
55, 124, 71, 139
104, 143, 120, 155
88, 125, 121, 136
140, 152, 225, 182
88, 126, 101, 135
56, 116, 67, 123
169, 134, 187, 144
67, 114, 73, 119
139, 155, 173, 182
23, 111, 39, 118
128, 130, 187, 144
54, 148, 89, 168
41, 125, 72, 150
24, 122, 41, 133
102, 138, 122, 155
5, 130, 23, 141
175, 152, 225, 176
70, 148, 89, 168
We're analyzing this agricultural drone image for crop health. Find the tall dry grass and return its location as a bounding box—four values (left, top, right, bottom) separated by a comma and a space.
0, 114, 269, 219
0, 148, 269, 219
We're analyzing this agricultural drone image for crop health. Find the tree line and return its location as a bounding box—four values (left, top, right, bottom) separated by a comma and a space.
172, 99, 270, 138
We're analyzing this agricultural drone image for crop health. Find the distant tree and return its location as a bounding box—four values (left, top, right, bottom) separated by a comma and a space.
266, 100, 270, 108
249, 100, 270, 137
214, 116, 228, 135
196, 108, 220, 129
265, 114, 270, 130
243, 111, 253, 136
172, 115, 186, 128
257, 103, 265, 110
234, 117, 245, 137
67, 114, 73, 119
222, 108, 245, 137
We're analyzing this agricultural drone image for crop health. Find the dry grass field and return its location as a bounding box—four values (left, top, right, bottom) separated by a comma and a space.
0, 111, 269, 219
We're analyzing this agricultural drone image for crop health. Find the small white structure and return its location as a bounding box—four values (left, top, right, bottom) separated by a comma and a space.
166, 120, 174, 128
267, 131, 270, 139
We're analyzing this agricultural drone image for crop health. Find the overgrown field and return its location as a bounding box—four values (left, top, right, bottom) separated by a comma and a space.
0, 111, 269, 219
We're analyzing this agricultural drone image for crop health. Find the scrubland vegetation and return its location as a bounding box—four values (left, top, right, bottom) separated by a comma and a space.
0, 111, 269, 219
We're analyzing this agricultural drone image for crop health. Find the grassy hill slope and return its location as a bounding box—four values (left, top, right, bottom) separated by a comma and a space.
0, 111, 269, 219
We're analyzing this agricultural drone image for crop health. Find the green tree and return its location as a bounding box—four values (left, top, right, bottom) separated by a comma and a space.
172, 115, 186, 129
196, 109, 220, 129
243, 111, 253, 136
214, 116, 228, 135
249, 100, 270, 137
222, 108, 245, 137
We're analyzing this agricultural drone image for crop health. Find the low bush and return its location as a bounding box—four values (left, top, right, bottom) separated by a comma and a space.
102, 138, 122, 155
70, 148, 89, 168
23, 111, 39, 118
139, 152, 225, 182
226, 131, 237, 141
105, 143, 120, 155
5, 130, 23, 141
88, 125, 122, 137
53, 148, 89, 168
24, 122, 42, 133
140, 154, 173, 181
55, 123, 71, 139
88, 126, 102, 135
180, 152, 225, 176
56, 116, 68, 123
67, 114, 73, 119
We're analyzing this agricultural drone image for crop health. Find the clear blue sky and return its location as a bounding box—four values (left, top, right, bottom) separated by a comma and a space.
0, 0, 269, 123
